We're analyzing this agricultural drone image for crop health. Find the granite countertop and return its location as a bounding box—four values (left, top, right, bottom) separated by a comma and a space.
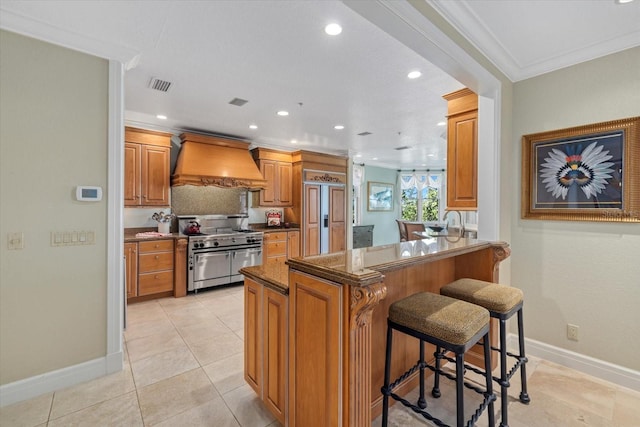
124, 227, 183, 242
240, 263, 289, 295
249, 223, 301, 232
286, 237, 508, 287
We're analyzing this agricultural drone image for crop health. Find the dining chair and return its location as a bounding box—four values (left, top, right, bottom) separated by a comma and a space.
405, 222, 426, 241
396, 220, 408, 242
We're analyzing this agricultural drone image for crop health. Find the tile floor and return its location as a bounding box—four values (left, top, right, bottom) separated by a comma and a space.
2, 284, 639, 426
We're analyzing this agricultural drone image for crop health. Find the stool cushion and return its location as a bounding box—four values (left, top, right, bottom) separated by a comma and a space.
389, 292, 489, 346
441, 279, 523, 314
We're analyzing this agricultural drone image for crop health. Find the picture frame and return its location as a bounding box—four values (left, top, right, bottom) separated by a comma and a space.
521, 116, 639, 222
367, 181, 394, 211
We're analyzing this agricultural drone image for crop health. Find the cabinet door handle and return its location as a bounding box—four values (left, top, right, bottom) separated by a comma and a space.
155, 255, 159, 259
155, 275, 159, 279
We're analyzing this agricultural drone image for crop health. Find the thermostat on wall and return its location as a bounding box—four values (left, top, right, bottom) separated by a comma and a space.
76, 186, 103, 202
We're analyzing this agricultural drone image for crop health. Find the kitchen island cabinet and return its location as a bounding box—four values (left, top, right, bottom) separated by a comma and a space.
242, 237, 510, 426
242, 264, 289, 425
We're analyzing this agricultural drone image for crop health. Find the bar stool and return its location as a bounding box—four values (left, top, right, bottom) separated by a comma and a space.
438, 279, 530, 427
381, 292, 496, 427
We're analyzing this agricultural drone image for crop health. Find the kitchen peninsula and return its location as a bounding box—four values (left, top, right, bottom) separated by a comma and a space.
241, 236, 510, 426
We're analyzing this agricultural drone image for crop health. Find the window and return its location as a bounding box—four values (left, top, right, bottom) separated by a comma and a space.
399, 172, 444, 222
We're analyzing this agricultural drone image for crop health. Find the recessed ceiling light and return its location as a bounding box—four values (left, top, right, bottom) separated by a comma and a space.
421, 164, 427, 166
372, 157, 378, 161
277, 111, 289, 116
334, 125, 345, 130
407, 71, 422, 79
427, 154, 435, 157
615, 0, 634, 4
249, 124, 258, 130
355, 154, 362, 158
291, 139, 298, 144
156, 114, 167, 120
325, 23, 342, 36
437, 121, 446, 126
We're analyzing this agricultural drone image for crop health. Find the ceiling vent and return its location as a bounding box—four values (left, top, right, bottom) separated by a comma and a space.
357, 131, 372, 136
228, 98, 249, 106
395, 146, 412, 151
148, 77, 172, 92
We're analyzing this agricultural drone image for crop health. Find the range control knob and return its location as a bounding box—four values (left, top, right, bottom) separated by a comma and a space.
213, 241, 219, 247
199, 242, 205, 248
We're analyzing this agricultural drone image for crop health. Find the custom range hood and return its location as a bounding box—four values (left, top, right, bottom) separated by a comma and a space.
172, 132, 267, 189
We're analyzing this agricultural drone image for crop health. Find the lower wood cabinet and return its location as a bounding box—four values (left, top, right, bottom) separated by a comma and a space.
264, 230, 300, 264
244, 278, 288, 424
124, 242, 138, 298
126, 238, 176, 302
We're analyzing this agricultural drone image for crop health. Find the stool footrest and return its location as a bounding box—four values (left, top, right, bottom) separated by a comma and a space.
382, 360, 495, 427
436, 349, 528, 386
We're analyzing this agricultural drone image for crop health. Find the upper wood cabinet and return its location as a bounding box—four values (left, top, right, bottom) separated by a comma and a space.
443, 88, 478, 210
251, 148, 293, 207
124, 127, 172, 207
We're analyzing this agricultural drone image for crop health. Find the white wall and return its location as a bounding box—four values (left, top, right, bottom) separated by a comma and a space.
360, 165, 401, 246
0, 31, 109, 384
511, 47, 640, 371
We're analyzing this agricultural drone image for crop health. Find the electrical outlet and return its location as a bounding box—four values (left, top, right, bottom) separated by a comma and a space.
7, 232, 24, 250
567, 324, 579, 341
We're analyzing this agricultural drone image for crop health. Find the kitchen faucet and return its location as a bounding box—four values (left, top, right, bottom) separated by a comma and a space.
443, 210, 465, 237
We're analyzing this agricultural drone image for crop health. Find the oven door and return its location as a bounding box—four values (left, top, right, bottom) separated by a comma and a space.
230, 247, 263, 282
191, 250, 231, 291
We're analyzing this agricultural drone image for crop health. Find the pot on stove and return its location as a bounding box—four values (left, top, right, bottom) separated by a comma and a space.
185, 221, 201, 235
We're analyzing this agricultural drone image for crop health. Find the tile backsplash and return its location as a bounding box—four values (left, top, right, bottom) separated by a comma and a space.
171, 185, 247, 215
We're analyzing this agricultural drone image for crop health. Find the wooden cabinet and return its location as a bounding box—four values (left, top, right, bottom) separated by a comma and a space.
138, 240, 174, 296
251, 148, 292, 207
124, 242, 138, 298
302, 180, 346, 256
288, 270, 341, 426
124, 127, 172, 207
443, 88, 478, 210
244, 278, 263, 394
264, 232, 287, 264
287, 230, 300, 259
127, 239, 175, 302
329, 186, 346, 253
244, 278, 288, 425
263, 287, 288, 423
264, 230, 300, 264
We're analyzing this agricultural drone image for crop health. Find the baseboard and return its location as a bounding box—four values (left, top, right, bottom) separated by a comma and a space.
0, 351, 123, 408
508, 334, 639, 392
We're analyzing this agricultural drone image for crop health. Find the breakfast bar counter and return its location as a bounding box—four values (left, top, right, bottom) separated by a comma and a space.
242, 237, 510, 427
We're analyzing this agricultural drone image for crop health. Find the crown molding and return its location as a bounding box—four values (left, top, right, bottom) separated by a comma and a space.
0, 8, 140, 69
428, 0, 640, 82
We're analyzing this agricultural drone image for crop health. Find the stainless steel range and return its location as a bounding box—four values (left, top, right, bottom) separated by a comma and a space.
178, 214, 263, 292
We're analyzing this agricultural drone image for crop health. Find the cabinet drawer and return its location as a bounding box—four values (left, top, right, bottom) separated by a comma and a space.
138, 271, 173, 295
139, 252, 174, 272
266, 255, 287, 265
265, 232, 287, 241
265, 241, 287, 257
139, 239, 173, 253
